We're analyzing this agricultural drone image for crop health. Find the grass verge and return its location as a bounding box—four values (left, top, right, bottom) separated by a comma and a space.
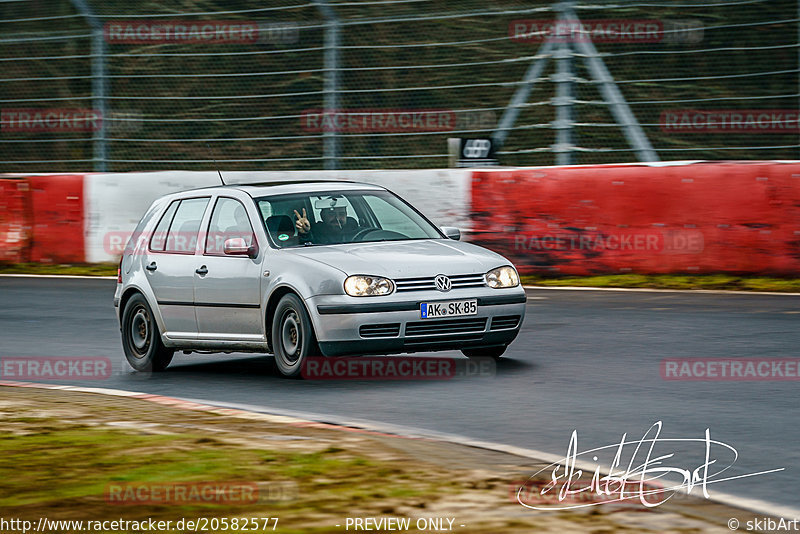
1, 263, 797, 292
521, 274, 800, 292
0, 387, 745, 533
0, 262, 118, 276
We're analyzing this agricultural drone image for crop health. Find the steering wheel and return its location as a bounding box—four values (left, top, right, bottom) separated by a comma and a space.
351, 227, 380, 241
351, 228, 408, 242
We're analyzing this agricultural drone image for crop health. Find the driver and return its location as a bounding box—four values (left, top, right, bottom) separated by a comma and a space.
294, 205, 358, 244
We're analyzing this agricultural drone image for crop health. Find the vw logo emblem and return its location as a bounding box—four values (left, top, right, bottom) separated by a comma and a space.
434, 275, 452, 292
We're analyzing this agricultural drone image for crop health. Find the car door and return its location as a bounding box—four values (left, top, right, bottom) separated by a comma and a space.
144, 196, 210, 340
194, 196, 264, 340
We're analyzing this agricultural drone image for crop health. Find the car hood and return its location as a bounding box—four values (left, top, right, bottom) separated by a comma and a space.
286, 239, 510, 278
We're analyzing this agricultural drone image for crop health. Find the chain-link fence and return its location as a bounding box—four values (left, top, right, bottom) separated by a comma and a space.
0, 0, 798, 171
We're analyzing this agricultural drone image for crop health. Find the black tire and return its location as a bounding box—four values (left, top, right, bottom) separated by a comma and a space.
121, 293, 174, 372
461, 345, 507, 360
271, 293, 319, 378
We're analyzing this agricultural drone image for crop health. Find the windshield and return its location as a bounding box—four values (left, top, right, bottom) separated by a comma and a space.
254, 189, 443, 248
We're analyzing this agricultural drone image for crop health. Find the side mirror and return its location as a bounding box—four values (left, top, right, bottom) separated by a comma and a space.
224, 237, 257, 258
440, 226, 461, 241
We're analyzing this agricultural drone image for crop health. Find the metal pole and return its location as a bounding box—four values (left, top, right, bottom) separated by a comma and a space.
316, 1, 340, 170
70, 0, 107, 172
553, 3, 575, 165
91, 30, 108, 171
553, 41, 574, 165
565, 7, 658, 162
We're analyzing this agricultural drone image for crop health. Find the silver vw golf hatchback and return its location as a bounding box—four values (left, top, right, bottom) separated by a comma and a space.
115, 181, 526, 377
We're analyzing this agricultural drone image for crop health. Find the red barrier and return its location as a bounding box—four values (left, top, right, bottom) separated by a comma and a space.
0, 179, 31, 263
27, 175, 86, 263
470, 162, 800, 276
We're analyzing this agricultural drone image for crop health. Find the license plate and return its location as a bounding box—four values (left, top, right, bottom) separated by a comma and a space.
420, 299, 477, 319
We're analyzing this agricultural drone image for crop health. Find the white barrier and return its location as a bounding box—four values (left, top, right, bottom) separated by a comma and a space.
84, 169, 472, 263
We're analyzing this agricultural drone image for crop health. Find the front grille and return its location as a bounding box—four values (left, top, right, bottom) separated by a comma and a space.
359, 323, 401, 338
394, 273, 485, 293
490, 315, 522, 330
405, 317, 487, 337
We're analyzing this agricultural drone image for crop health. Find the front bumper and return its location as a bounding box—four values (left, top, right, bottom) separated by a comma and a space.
306, 289, 527, 357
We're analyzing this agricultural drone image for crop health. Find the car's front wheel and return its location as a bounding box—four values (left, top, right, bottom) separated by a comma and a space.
271, 293, 319, 378
461, 345, 507, 360
121, 293, 174, 372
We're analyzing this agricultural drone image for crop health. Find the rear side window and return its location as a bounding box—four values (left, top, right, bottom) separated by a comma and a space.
149, 200, 179, 252
165, 197, 210, 253
125, 200, 165, 254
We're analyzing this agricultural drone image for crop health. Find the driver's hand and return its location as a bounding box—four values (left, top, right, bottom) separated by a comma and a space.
294, 208, 311, 234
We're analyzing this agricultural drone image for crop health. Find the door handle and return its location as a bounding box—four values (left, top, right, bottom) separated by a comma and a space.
145, 262, 157, 272
195, 265, 208, 275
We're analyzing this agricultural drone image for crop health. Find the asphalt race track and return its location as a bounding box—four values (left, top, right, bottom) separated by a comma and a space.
1, 277, 798, 513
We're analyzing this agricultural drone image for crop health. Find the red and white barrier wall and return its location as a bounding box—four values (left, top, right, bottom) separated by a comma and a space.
0, 170, 472, 264
471, 161, 800, 275
1, 162, 799, 275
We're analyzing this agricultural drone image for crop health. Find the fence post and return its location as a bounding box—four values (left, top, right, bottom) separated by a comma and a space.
316, 0, 340, 170
69, 0, 107, 172
553, 2, 575, 165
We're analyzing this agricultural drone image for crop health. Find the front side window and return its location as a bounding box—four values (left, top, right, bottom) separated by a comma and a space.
164, 197, 210, 253
205, 197, 255, 255
255, 190, 441, 248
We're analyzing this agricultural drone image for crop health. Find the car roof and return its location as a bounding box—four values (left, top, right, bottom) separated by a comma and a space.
176, 180, 388, 198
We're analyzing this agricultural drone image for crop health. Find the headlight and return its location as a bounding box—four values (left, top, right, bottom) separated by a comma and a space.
344, 275, 394, 297
485, 266, 519, 288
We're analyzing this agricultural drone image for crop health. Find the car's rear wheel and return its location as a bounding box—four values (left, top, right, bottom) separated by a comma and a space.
121, 293, 174, 372
461, 345, 507, 360
272, 293, 319, 378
